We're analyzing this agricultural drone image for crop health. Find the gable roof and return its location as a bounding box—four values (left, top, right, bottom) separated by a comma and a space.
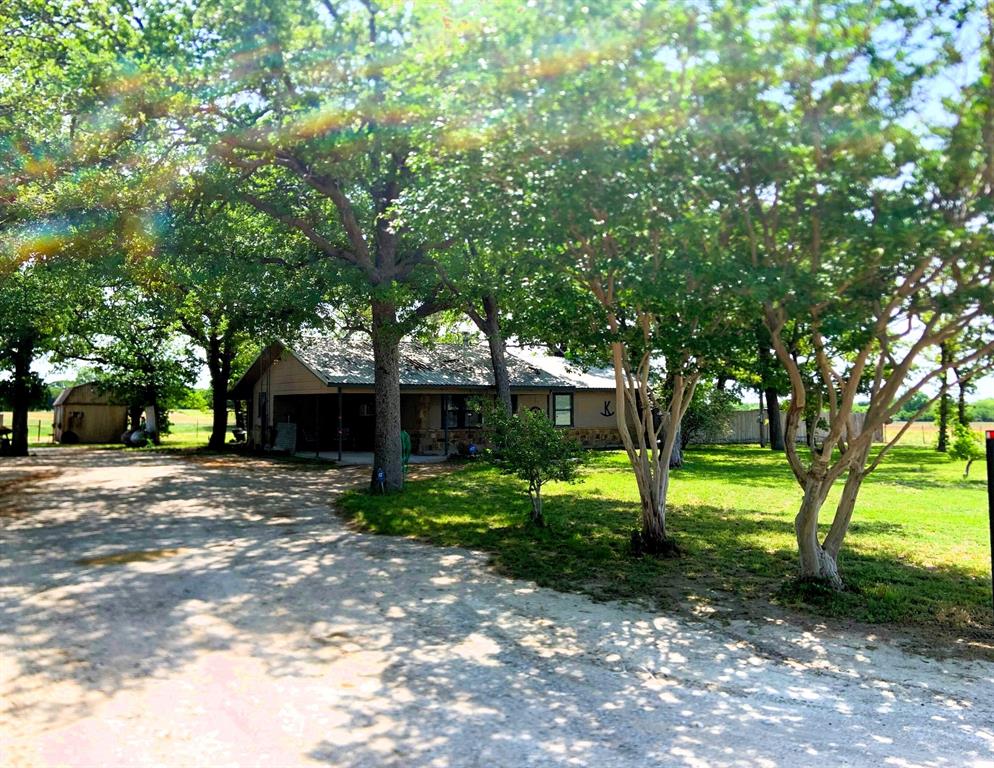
52, 382, 122, 407
294, 337, 580, 388
229, 337, 615, 397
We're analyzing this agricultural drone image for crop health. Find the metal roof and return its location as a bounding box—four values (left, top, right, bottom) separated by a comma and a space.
229, 337, 616, 397
293, 337, 590, 388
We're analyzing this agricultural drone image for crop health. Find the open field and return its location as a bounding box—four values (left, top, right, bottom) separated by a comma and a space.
884, 420, 994, 447
341, 444, 993, 648
1, 408, 228, 448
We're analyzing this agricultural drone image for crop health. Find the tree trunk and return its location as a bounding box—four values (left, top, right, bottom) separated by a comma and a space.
765, 387, 784, 451
639, 478, 668, 545
669, 426, 683, 468
954, 367, 969, 424
481, 294, 512, 414
794, 469, 842, 589
822, 442, 871, 565
758, 387, 766, 448
9, 341, 33, 457
128, 406, 142, 432
371, 297, 404, 492
207, 337, 232, 451
937, 343, 950, 452
529, 480, 545, 526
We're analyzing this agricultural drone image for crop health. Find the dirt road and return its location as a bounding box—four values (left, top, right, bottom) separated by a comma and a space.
1, 450, 992, 767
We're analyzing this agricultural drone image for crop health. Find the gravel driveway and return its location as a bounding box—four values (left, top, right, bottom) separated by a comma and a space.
1, 449, 992, 767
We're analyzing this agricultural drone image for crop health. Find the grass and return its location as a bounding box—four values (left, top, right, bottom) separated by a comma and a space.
340, 444, 993, 644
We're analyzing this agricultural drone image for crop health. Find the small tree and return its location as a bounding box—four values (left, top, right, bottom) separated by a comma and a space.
679, 382, 738, 450
483, 404, 585, 528
948, 420, 984, 479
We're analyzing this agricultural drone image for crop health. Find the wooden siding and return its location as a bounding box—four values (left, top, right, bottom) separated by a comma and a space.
711, 409, 884, 445
53, 403, 128, 444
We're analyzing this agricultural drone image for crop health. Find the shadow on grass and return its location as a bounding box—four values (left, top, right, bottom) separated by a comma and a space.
340, 462, 994, 638
668, 444, 988, 492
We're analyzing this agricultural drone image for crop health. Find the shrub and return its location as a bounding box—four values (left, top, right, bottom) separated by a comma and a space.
482, 402, 586, 527
681, 383, 738, 449
948, 420, 984, 478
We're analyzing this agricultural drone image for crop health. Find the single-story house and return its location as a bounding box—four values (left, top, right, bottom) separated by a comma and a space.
52, 382, 129, 444
229, 338, 621, 455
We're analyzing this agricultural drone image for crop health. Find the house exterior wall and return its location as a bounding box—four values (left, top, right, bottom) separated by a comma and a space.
245, 350, 625, 451
250, 352, 337, 446
571, 390, 622, 447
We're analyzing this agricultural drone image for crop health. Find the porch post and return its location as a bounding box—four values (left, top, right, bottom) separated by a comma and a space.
443, 393, 449, 456
314, 395, 320, 458
337, 386, 343, 462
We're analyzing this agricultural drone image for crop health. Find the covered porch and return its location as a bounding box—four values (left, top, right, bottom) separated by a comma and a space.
271, 391, 487, 456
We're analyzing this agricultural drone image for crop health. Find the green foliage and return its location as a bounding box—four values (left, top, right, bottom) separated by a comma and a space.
176, 388, 212, 412
968, 399, 994, 422
948, 420, 985, 478
681, 383, 739, 449
894, 392, 935, 422
0, 372, 48, 411
483, 402, 585, 526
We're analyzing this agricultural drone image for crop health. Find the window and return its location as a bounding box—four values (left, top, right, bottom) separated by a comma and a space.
443, 395, 483, 429
553, 393, 574, 427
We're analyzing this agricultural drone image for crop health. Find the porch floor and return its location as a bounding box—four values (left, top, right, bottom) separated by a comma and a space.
294, 451, 450, 466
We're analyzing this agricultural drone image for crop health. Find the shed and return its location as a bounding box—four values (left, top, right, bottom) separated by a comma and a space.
52, 383, 129, 444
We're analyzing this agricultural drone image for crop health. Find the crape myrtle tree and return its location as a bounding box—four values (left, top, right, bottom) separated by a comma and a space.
553, 152, 739, 555
190, 0, 512, 489
703, 0, 994, 587
142, 193, 327, 449
498, 11, 742, 553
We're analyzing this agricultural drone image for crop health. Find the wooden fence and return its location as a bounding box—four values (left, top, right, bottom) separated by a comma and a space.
699, 409, 883, 445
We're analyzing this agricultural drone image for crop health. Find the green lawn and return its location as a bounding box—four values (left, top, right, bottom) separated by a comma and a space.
340, 445, 993, 642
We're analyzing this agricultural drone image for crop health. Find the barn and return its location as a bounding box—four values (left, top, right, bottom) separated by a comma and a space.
229, 338, 621, 457
52, 383, 129, 444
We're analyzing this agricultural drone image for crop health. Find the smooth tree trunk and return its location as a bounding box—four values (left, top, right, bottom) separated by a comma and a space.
793, 467, 842, 588
765, 387, 785, 451
528, 479, 544, 526
9, 341, 33, 457
608, 340, 692, 556
371, 298, 404, 492
820, 441, 872, 580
